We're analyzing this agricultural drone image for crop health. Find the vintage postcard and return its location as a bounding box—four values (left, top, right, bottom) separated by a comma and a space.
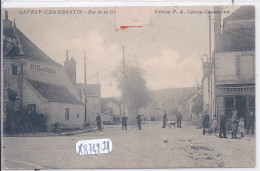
1, 3, 256, 170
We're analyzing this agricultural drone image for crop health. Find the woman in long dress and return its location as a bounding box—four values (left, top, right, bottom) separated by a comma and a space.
238, 117, 246, 137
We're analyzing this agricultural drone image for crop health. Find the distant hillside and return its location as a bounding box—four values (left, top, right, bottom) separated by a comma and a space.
111, 87, 197, 120
140, 87, 196, 120
151, 87, 194, 107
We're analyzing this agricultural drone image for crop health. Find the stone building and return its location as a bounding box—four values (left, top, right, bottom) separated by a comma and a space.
2, 11, 90, 132
201, 6, 255, 124
214, 6, 255, 122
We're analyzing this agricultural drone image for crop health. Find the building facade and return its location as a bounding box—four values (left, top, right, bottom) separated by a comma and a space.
213, 6, 255, 122
2, 12, 90, 132
101, 98, 121, 123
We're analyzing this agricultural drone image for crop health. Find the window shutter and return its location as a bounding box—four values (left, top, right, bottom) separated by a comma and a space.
235, 55, 241, 78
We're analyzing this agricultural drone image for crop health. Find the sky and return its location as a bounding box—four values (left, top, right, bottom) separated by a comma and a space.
6, 6, 239, 97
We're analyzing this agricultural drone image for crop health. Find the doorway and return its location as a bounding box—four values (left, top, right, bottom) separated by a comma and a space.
235, 96, 247, 119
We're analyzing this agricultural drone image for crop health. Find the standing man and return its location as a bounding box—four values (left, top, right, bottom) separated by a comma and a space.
136, 113, 141, 130
202, 111, 210, 135
96, 113, 102, 131
247, 110, 255, 135
176, 112, 179, 128
122, 113, 128, 130
219, 109, 227, 138
177, 111, 182, 128
162, 111, 168, 128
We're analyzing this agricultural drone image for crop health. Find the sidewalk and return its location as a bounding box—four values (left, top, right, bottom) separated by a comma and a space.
3, 126, 97, 137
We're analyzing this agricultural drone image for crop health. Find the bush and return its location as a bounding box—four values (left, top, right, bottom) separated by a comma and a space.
4, 108, 47, 134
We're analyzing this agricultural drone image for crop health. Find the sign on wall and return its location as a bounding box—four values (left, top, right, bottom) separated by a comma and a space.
224, 87, 255, 94
30, 63, 56, 74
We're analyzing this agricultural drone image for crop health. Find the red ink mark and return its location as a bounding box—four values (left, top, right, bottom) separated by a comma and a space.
120, 26, 142, 30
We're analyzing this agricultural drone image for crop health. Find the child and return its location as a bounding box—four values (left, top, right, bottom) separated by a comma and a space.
238, 117, 246, 137
209, 118, 218, 134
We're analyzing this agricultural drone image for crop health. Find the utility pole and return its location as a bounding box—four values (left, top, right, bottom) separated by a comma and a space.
84, 51, 87, 127
208, 12, 213, 116
213, 6, 222, 117
97, 71, 99, 84
122, 45, 125, 116
209, 12, 212, 62
96, 71, 100, 114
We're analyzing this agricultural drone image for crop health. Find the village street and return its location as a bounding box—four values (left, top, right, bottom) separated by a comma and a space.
3, 121, 255, 169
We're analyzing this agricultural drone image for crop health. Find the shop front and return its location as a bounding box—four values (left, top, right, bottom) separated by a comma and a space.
215, 84, 255, 124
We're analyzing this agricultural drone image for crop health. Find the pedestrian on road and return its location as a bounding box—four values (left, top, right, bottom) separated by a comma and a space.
247, 110, 255, 135
202, 111, 210, 135
219, 109, 227, 138
231, 110, 239, 139
54, 122, 60, 133
238, 117, 246, 137
136, 113, 142, 130
162, 111, 167, 128
96, 113, 102, 131
122, 113, 128, 130
151, 116, 155, 123
177, 111, 182, 128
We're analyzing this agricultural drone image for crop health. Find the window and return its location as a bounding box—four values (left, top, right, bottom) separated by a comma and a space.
236, 54, 254, 80
77, 114, 80, 118
4, 70, 8, 88
235, 55, 241, 77
27, 104, 36, 114
11, 64, 18, 76
249, 96, 255, 113
241, 54, 254, 79
65, 108, 69, 120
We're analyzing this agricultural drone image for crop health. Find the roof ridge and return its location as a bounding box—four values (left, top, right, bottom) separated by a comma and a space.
27, 79, 83, 105
28, 79, 67, 89
15, 27, 61, 66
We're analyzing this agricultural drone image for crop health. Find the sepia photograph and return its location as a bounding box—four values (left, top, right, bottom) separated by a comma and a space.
1, 4, 256, 169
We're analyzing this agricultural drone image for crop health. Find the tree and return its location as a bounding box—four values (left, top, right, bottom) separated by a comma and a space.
112, 63, 151, 118
6, 88, 19, 134
7, 88, 19, 110
191, 94, 203, 115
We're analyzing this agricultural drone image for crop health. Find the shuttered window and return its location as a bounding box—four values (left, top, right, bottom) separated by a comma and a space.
11, 64, 18, 76
4, 70, 8, 88
65, 108, 70, 120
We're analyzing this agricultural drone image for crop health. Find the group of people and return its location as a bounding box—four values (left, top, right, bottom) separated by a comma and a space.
96, 109, 255, 138
122, 113, 142, 130
95, 112, 138, 131
162, 111, 182, 128
202, 109, 255, 139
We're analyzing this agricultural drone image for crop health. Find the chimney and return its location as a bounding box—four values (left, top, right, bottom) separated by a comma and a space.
66, 50, 69, 61
64, 50, 76, 83
214, 6, 222, 51
13, 18, 16, 27
5, 11, 8, 20
3, 10, 13, 28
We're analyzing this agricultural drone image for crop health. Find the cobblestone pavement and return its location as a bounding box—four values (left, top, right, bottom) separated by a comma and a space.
2, 122, 255, 169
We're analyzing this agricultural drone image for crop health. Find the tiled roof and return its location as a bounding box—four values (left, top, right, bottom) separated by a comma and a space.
3, 27, 16, 38
84, 84, 100, 97
223, 6, 255, 21
217, 6, 255, 52
177, 92, 195, 104
28, 79, 83, 105
16, 28, 61, 66
3, 21, 61, 67
76, 83, 101, 97
219, 26, 255, 52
